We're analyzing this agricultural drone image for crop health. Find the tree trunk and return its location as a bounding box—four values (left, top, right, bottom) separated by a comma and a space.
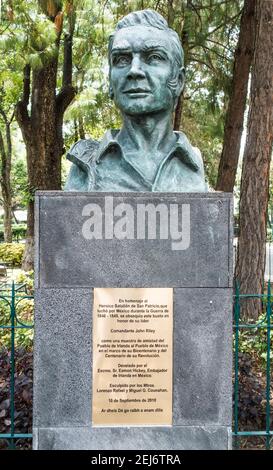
216, 0, 255, 192
3, 201, 12, 243
30, 59, 63, 190
17, 59, 61, 270
78, 115, 85, 139
174, 92, 184, 131
21, 200, 34, 271
235, 0, 273, 319
74, 118, 79, 142
15, 5, 76, 271
18, 60, 61, 270
173, 12, 190, 132
0, 118, 13, 243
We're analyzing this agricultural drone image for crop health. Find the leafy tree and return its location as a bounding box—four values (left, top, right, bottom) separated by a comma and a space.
235, 0, 273, 319
0, 109, 13, 242
0, 54, 23, 241
1, 0, 77, 268
63, 0, 242, 189
216, 0, 255, 192
1, 0, 265, 277
11, 158, 29, 210
63, 0, 120, 144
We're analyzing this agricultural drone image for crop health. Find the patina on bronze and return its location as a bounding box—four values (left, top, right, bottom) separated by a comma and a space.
65, 9, 207, 192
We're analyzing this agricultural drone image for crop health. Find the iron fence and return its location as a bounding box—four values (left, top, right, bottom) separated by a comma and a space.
0, 281, 272, 449
233, 281, 273, 450
0, 282, 33, 449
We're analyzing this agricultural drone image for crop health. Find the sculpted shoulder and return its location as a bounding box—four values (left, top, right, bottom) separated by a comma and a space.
64, 131, 208, 192
64, 138, 99, 191
67, 138, 99, 170
174, 131, 207, 191
175, 131, 204, 172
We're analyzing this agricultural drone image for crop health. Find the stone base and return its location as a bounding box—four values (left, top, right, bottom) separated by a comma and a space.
33, 426, 232, 450
33, 192, 233, 451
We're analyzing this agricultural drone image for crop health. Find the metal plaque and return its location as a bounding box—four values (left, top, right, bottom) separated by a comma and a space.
92, 288, 173, 426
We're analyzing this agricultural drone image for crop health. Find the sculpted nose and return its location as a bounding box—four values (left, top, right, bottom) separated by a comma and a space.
127, 56, 145, 79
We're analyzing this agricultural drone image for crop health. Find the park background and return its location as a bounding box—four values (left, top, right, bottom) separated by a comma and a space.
0, 0, 272, 450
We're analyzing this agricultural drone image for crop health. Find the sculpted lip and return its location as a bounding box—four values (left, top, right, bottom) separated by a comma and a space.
123, 88, 151, 94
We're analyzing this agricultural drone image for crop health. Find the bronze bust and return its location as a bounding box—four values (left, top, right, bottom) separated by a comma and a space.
65, 9, 207, 192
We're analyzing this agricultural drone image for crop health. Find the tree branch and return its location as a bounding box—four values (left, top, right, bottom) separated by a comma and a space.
8, 110, 15, 126
0, 106, 12, 179
63, 34, 73, 88
201, 44, 231, 62
15, 64, 31, 141
56, 85, 76, 116
0, 129, 6, 186
56, 1, 76, 115
184, 84, 205, 100
6, 121, 12, 162
188, 54, 215, 71
0, 102, 9, 120
0, 129, 6, 162
188, 1, 202, 26
62, 1, 75, 87
22, 64, 31, 107
203, 12, 242, 40
0, 105, 15, 127
0, 23, 12, 35
190, 0, 235, 10
206, 38, 231, 51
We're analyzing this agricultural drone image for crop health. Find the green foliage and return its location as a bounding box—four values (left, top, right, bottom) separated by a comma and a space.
182, 96, 224, 188
0, 270, 34, 349
62, 0, 242, 188
16, 270, 34, 295
237, 313, 273, 365
63, 0, 121, 146
0, 224, 27, 242
11, 159, 30, 207
0, 297, 34, 350
0, 0, 59, 71
0, 243, 25, 266
1, 0, 245, 192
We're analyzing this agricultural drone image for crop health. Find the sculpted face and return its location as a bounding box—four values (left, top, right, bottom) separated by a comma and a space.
110, 25, 183, 116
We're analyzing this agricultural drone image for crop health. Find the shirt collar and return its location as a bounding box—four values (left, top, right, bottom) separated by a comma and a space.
95, 129, 200, 173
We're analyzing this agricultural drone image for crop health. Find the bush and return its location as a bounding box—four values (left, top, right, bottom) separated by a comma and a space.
0, 272, 34, 350
0, 299, 34, 350
238, 322, 273, 365
0, 347, 33, 449
16, 270, 34, 295
0, 224, 27, 242
0, 243, 25, 267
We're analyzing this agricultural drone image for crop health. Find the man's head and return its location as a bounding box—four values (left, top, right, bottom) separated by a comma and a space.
108, 9, 185, 116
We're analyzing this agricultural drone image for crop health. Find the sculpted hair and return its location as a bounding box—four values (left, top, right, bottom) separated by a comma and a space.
108, 9, 184, 106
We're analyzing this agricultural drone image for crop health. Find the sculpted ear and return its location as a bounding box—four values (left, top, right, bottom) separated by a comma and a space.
172, 67, 185, 110
177, 67, 185, 97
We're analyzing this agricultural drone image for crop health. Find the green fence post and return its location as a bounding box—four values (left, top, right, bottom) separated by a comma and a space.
234, 281, 240, 449
0, 283, 34, 449
266, 280, 271, 450
9, 280, 16, 450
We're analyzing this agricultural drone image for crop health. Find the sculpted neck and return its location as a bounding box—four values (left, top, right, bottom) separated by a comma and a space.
118, 111, 175, 156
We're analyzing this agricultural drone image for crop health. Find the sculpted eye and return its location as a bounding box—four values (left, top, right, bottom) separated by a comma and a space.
148, 53, 164, 63
113, 55, 131, 66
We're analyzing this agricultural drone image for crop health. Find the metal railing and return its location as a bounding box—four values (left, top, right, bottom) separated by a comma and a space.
0, 281, 272, 449
0, 282, 33, 449
233, 280, 273, 450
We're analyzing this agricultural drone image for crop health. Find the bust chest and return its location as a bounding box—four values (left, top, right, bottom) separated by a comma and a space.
91, 147, 206, 192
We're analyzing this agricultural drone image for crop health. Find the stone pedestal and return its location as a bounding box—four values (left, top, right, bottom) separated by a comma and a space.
33, 191, 233, 450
